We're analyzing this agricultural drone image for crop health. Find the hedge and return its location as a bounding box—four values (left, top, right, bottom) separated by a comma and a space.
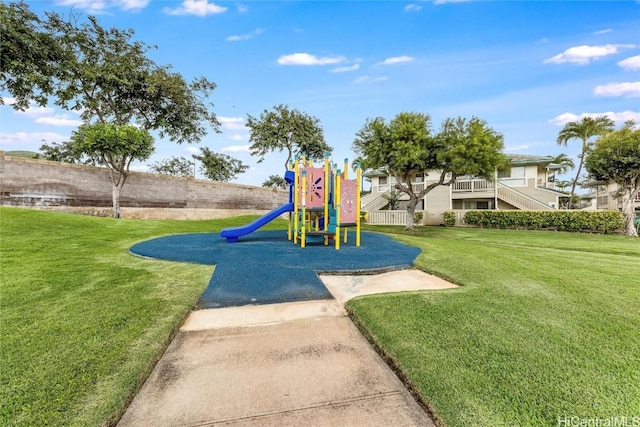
463, 210, 623, 233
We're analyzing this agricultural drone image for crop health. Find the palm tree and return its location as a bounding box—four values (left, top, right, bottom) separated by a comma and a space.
548, 152, 575, 189
556, 116, 614, 209
551, 153, 575, 175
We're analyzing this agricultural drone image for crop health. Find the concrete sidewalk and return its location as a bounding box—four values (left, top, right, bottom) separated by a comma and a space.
118, 270, 454, 426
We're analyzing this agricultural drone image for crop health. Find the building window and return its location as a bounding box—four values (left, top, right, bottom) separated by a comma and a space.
498, 166, 525, 179
464, 200, 491, 210
379, 176, 387, 185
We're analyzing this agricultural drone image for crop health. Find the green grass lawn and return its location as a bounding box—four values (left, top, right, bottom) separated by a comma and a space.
0, 207, 283, 426
3, 208, 639, 426
349, 225, 640, 427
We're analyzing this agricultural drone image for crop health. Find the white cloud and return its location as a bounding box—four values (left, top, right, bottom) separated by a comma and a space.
13, 105, 82, 126
35, 115, 84, 127
184, 146, 200, 154
218, 116, 245, 130
504, 145, 530, 152
353, 76, 388, 84
593, 29, 612, 35
237, 4, 248, 12
549, 111, 640, 126
379, 56, 415, 65
330, 64, 360, 73
277, 53, 345, 66
16, 105, 56, 116
594, 82, 640, 98
221, 144, 251, 153
227, 28, 264, 42
0, 131, 69, 146
618, 55, 640, 71
544, 44, 636, 65
129, 164, 150, 172
228, 134, 246, 141
405, 4, 422, 12
55, 0, 149, 12
434, 0, 472, 4
163, 0, 227, 16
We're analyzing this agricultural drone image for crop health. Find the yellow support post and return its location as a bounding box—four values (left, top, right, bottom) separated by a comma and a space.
301, 170, 307, 248
293, 158, 299, 245
288, 160, 293, 241
343, 158, 349, 180
324, 152, 330, 245
356, 162, 361, 247
335, 170, 341, 250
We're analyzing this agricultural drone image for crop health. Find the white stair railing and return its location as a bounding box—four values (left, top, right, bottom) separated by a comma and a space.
361, 190, 391, 211
497, 183, 554, 210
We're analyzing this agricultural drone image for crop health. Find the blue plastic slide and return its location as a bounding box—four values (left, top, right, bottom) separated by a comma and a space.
220, 203, 294, 243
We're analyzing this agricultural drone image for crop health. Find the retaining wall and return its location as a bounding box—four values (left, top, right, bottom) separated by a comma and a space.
0, 151, 288, 218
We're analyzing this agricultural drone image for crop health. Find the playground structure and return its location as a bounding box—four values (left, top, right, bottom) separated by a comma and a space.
221, 153, 361, 249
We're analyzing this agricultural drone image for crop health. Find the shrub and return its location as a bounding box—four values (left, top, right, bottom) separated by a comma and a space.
414, 211, 424, 225
463, 210, 623, 233
443, 210, 456, 226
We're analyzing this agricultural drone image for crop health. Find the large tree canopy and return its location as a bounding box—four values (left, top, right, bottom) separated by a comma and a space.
245, 104, 332, 169
585, 122, 640, 237
1, 1, 220, 142
0, 1, 65, 110
556, 115, 615, 209
353, 112, 507, 229
70, 123, 154, 218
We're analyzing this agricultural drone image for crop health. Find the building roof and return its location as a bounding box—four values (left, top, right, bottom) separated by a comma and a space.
506, 154, 555, 166
362, 154, 556, 177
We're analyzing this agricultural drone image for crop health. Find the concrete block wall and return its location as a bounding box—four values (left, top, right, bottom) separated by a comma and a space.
0, 151, 288, 214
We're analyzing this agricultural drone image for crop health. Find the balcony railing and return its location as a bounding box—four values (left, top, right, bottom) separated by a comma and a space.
374, 182, 426, 193
452, 179, 494, 193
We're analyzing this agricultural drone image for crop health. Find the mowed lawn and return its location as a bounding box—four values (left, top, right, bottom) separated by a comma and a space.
349, 225, 640, 427
2, 208, 639, 426
0, 207, 284, 426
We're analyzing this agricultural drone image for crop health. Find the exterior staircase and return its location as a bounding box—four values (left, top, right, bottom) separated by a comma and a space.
360, 190, 391, 212
497, 183, 555, 210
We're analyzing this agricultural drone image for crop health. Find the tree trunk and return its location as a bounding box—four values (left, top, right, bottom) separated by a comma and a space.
568, 141, 586, 210
405, 196, 419, 230
112, 183, 122, 219
621, 191, 638, 237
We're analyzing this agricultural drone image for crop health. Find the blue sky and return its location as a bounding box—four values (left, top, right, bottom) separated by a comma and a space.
1, 0, 639, 186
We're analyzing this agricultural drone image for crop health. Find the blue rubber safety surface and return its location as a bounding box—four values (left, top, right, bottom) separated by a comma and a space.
130, 230, 421, 309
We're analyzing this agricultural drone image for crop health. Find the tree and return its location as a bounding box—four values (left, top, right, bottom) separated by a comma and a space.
245, 104, 332, 169
556, 180, 573, 192
39, 140, 99, 165
149, 156, 194, 177
353, 113, 507, 230
551, 152, 575, 175
262, 174, 288, 189
192, 147, 248, 182
556, 116, 615, 209
585, 122, 640, 237
382, 190, 401, 210
69, 123, 154, 218
0, 1, 65, 110
1, 3, 220, 142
